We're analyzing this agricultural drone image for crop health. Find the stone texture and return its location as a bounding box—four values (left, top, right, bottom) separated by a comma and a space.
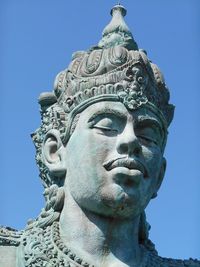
0, 4, 199, 267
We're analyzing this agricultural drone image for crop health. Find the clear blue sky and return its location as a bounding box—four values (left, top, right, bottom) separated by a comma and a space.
0, 0, 199, 260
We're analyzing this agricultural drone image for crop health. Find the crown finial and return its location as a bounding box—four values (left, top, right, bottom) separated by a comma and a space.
98, 4, 138, 50
110, 4, 127, 17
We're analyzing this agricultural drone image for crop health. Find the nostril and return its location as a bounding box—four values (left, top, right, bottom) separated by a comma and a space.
134, 147, 141, 156
120, 143, 128, 154
117, 137, 142, 155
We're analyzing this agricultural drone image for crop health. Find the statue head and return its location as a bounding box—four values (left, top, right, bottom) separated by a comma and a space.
31, 4, 174, 243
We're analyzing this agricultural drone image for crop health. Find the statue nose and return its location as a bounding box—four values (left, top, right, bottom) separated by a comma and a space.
116, 125, 141, 156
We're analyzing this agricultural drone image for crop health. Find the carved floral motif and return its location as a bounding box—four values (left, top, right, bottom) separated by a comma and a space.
0, 222, 196, 267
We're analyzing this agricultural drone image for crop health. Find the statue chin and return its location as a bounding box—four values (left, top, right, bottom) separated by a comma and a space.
101, 185, 127, 210
98, 184, 142, 219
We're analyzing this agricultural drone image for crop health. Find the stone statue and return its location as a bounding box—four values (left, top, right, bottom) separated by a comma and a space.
0, 4, 199, 267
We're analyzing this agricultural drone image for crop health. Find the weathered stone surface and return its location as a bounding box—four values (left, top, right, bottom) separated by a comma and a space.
0, 4, 199, 267
0, 246, 16, 267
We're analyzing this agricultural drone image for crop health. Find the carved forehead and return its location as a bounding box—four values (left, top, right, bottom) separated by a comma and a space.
78, 101, 128, 119
76, 101, 165, 128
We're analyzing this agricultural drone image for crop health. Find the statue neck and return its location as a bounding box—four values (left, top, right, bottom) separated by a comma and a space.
59, 191, 143, 267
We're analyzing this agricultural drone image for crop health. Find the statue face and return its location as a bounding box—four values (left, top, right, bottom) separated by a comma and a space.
63, 101, 166, 218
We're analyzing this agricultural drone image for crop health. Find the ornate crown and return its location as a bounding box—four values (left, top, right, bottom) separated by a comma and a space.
33, 4, 174, 188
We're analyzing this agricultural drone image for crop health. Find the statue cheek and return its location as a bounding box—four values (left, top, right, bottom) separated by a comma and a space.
86, 135, 117, 159
142, 147, 162, 177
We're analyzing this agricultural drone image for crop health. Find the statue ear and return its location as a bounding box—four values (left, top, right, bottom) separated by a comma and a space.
152, 157, 166, 199
42, 129, 66, 177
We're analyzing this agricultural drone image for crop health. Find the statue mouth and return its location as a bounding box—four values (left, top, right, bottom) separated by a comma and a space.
103, 156, 148, 178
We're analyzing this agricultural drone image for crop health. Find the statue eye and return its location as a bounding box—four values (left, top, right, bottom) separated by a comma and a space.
135, 126, 161, 147
137, 135, 158, 146
92, 117, 119, 135
94, 126, 117, 132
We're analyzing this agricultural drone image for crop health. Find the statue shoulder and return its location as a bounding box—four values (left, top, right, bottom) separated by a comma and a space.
0, 225, 22, 246
0, 246, 17, 267
155, 255, 200, 267
0, 226, 22, 267
144, 241, 200, 267
183, 259, 200, 267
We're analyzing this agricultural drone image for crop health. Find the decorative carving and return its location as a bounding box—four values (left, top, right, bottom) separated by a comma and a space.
1, 4, 199, 267
0, 226, 22, 246
14, 222, 200, 267
84, 50, 103, 75
108, 46, 128, 66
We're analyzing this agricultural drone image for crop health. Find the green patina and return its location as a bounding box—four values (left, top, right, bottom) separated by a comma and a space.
0, 4, 199, 267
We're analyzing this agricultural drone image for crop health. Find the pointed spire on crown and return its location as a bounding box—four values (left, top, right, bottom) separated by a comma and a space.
98, 4, 138, 50
103, 4, 129, 36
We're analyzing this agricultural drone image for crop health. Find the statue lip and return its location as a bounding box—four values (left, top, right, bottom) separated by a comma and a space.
103, 156, 148, 178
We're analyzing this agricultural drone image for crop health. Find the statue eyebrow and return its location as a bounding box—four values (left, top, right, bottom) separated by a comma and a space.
87, 108, 126, 122
136, 116, 163, 132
